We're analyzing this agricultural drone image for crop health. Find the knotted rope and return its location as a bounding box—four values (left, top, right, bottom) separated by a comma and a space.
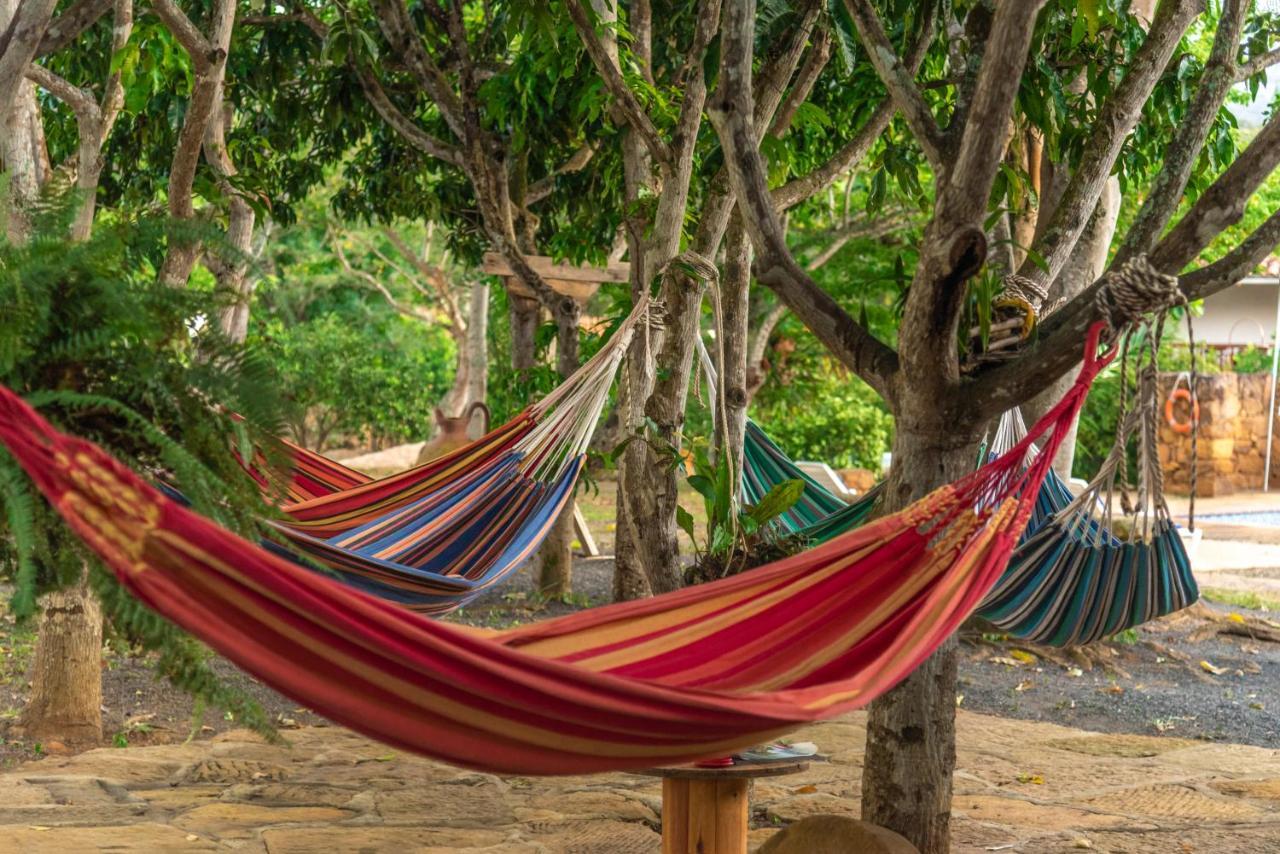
1094, 256, 1185, 335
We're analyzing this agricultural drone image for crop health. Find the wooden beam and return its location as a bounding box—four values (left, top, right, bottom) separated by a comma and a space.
482, 252, 630, 283
503, 275, 601, 302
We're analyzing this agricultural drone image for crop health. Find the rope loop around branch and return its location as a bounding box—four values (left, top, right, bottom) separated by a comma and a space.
1094, 256, 1184, 336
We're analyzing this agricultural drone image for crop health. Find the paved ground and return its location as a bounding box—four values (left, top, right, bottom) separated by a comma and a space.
2, 711, 1278, 853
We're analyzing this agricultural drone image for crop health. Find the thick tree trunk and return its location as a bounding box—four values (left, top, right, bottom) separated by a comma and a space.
717, 219, 752, 469
19, 576, 103, 747
538, 303, 582, 596
861, 420, 982, 854
628, 264, 708, 594
508, 291, 540, 376
0, 77, 47, 243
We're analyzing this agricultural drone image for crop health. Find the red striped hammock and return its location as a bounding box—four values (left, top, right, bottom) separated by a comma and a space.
0, 326, 1114, 775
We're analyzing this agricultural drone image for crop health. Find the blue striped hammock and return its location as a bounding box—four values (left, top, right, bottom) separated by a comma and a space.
248, 297, 658, 614
741, 405, 1197, 646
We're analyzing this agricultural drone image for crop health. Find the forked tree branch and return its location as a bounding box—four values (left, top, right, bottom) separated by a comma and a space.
1116, 0, 1246, 265
566, 0, 673, 169
1149, 111, 1280, 272
1017, 0, 1202, 286
772, 3, 934, 211
352, 62, 465, 168
526, 142, 599, 204
709, 0, 898, 400
370, 0, 466, 140
842, 0, 944, 170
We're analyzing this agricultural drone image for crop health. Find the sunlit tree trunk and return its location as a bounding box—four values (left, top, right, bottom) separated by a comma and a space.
18, 577, 103, 747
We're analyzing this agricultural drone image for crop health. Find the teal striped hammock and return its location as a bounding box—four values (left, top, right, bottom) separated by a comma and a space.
740, 398, 1196, 646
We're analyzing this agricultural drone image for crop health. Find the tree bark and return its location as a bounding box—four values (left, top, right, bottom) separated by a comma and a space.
19, 575, 103, 747
717, 217, 752, 469
538, 301, 582, 597
464, 280, 490, 407
861, 418, 981, 854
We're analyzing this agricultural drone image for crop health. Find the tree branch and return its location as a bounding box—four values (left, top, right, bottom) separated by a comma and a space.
1116, 0, 1246, 265
804, 213, 910, 271
772, 4, 934, 211
709, 0, 898, 401
352, 62, 465, 167
36, 0, 111, 57
1017, 0, 1202, 286
1179, 207, 1280, 299
1236, 44, 1280, 83
769, 25, 830, 137
0, 0, 57, 122
370, 0, 466, 140
240, 10, 328, 39
1150, 110, 1280, 272
936, 0, 1046, 229
381, 226, 466, 333
842, 0, 944, 170
526, 141, 599, 204
25, 63, 99, 123
566, 0, 673, 169
150, 0, 214, 70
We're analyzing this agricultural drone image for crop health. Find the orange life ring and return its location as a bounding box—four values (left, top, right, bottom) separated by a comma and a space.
1164, 388, 1199, 434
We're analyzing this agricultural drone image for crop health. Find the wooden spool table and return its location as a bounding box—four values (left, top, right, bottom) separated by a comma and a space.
637, 760, 809, 854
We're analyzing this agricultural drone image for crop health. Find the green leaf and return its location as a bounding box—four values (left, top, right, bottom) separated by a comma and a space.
676, 505, 697, 543
1080, 0, 1100, 38
746, 478, 805, 526
687, 474, 715, 502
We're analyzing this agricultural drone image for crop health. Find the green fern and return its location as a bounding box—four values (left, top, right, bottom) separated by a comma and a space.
0, 198, 294, 739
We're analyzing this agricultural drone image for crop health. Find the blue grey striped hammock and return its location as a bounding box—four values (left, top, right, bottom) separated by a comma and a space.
740, 383, 1197, 646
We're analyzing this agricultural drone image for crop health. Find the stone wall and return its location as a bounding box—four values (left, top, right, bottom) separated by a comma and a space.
1158, 372, 1280, 496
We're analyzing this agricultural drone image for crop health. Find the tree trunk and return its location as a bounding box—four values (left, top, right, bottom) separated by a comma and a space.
861, 419, 981, 854
19, 575, 103, 747
465, 280, 490, 406
538, 302, 582, 596
1026, 178, 1120, 479
628, 264, 708, 594
508, 290, 540, 376
0, 76, 47, 243
717, 218, 752, 470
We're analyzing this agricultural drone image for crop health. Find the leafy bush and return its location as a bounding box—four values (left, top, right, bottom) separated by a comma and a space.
251, 311, 454, 450
1232, 344, 1273, 374
752, 358, 894, 472
0, 210, 289, 734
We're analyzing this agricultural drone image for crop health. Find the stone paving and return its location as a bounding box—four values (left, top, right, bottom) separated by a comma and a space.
1, 710, 1277, 853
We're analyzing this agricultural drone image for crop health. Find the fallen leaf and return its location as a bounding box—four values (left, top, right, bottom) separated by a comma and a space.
1067, 667, 1084, 678
1103, 685, 1124, 695
1250, 702, 1265, 710
28, 826, 50, 832
1200, 660, 1226, 676
1015, 680, 1034, 692
186, 835, 199, 842
1073, 839, 1094, 850
988, 656, 1023, 667
1016, 773, 1044, 785
1009, 649, 1038, 664
793, 784, 817, 794
1228, 613, 1246, 624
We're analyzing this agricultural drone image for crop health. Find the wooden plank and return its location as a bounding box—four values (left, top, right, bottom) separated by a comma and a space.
482, 251, 630, 283
662, 778, 690, 854
503, 274, 600, 302
571, 502, 600, 557
714, 779, 749, 854
687, 779, 720, 854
